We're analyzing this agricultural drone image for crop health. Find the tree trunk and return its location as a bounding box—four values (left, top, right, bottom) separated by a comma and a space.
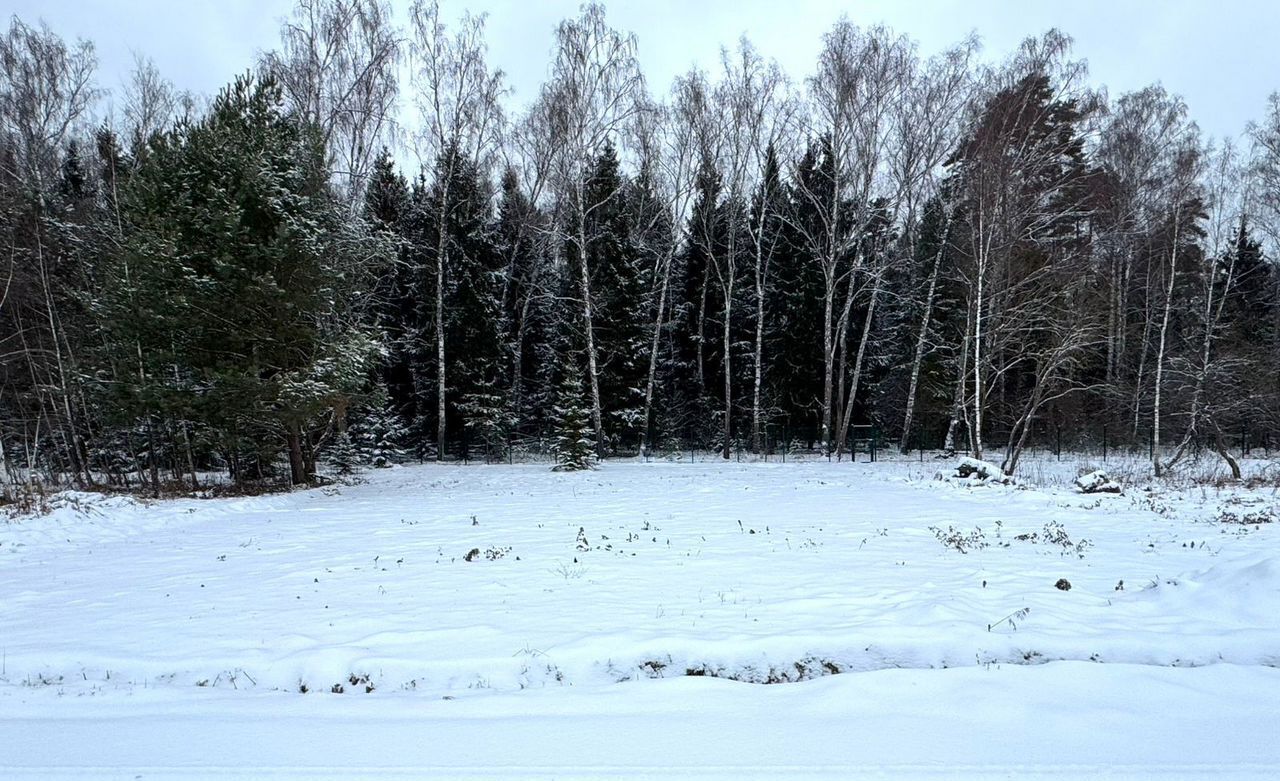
751, 277, 765, 453
944, 300, 974, 453
1000, 353, 1057, 477
1212, 423, 1241, 480
36, 231, 85, 486
577, 203, 605, 456
696, 263, 709, 391
832, 266, 858, 455
147, 417, 160, 496
900, 217, 950, 453
1152, 216, 1180, 476
1131, 284, 1155, 441
712, 216, 735, 461
435, 197, 449, 461
640, 248, 673, 453
820, 280, 836, 453
836, 278, 880, 455
721, 288, 732, 460
286, 423, 307, 486
751, 235, 770, 453
512, 293, 531, 434
303, 432, 317, 483
972, 233, 987, 462
181, 420, 199, 490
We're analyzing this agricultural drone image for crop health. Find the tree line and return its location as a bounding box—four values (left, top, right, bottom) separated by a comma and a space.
2, 0, 1279, 489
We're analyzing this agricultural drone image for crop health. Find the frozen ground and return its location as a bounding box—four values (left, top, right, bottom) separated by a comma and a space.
2, 456, 1279, 779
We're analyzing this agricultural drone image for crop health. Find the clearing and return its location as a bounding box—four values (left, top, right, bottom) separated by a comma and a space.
2, 456, 1279, 779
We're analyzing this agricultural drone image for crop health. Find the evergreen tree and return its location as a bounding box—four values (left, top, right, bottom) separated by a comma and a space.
1214, 218, 1278, 438
665, 152, 723, 447
494, 167, 551, 438
365, 150, 410, 229
581, 142, 649, 451
351, 385, 409, 468
460, 379, 513, 460
326, 431, 360, 476
1222, 217, 1274, 330
99, 73, 381, 485
552, 362, 596, 471
362, 149, 416, 431
433, 147, 505, 459
768, 141, 827, 446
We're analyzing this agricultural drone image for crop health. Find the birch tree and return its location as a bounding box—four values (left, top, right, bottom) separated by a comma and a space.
948, 31, 1099, 467
1148, 126, 1205, 475
408, 0, 505, 460
261, 0, 400, 207
795, 20, 912, 454
698, 39, 785, 458
1187, 143, 1249, 477
893, 39, 977, 453
539, 3, 646, 456
630, 92, 698, 454
1094, 86, 1196, 441
0, 17, 100, 484
739, 50, 796, 454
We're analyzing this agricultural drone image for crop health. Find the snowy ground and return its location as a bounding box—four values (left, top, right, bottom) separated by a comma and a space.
2, 456, 1279, 778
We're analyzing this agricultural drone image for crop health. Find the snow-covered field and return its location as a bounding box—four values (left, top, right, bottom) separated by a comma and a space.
3, 457, 1280, 779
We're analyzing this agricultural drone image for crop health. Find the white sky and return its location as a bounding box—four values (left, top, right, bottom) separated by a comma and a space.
10, 0, 1280, 143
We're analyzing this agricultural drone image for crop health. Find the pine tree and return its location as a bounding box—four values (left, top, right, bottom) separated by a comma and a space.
552, 364, 596, 472
99, 73, 382, 485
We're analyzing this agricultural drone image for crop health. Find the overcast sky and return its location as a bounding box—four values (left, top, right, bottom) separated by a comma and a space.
11, 0, 1280, 142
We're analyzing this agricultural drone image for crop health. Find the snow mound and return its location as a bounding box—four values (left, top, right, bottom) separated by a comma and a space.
946, 457, 1015, 485
1075, 469, 1122, 494
1192, 556, 1280, 592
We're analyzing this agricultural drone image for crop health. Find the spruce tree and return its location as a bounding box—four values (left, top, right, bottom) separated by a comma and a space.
460, 380, 513, 460
552, 364, 596, 472
769, 140, 830, 447
326, 431, 360, 476
397, 146, 505, 459
362, 149, 416, 434
347, 384, 408, 468
495, 167, 551, 439
667, 153, 723, 446
584, 142, 649, 451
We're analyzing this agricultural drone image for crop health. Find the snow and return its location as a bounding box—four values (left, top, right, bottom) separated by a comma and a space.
2, 457, 1280, 778
1075, 469, 1124, 494
950, 456, 1015, 484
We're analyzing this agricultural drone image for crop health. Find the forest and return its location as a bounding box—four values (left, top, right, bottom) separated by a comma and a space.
2, 0, 1279, 489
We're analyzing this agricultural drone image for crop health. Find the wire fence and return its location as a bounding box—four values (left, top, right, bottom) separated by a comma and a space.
450, 419, 1279, 468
